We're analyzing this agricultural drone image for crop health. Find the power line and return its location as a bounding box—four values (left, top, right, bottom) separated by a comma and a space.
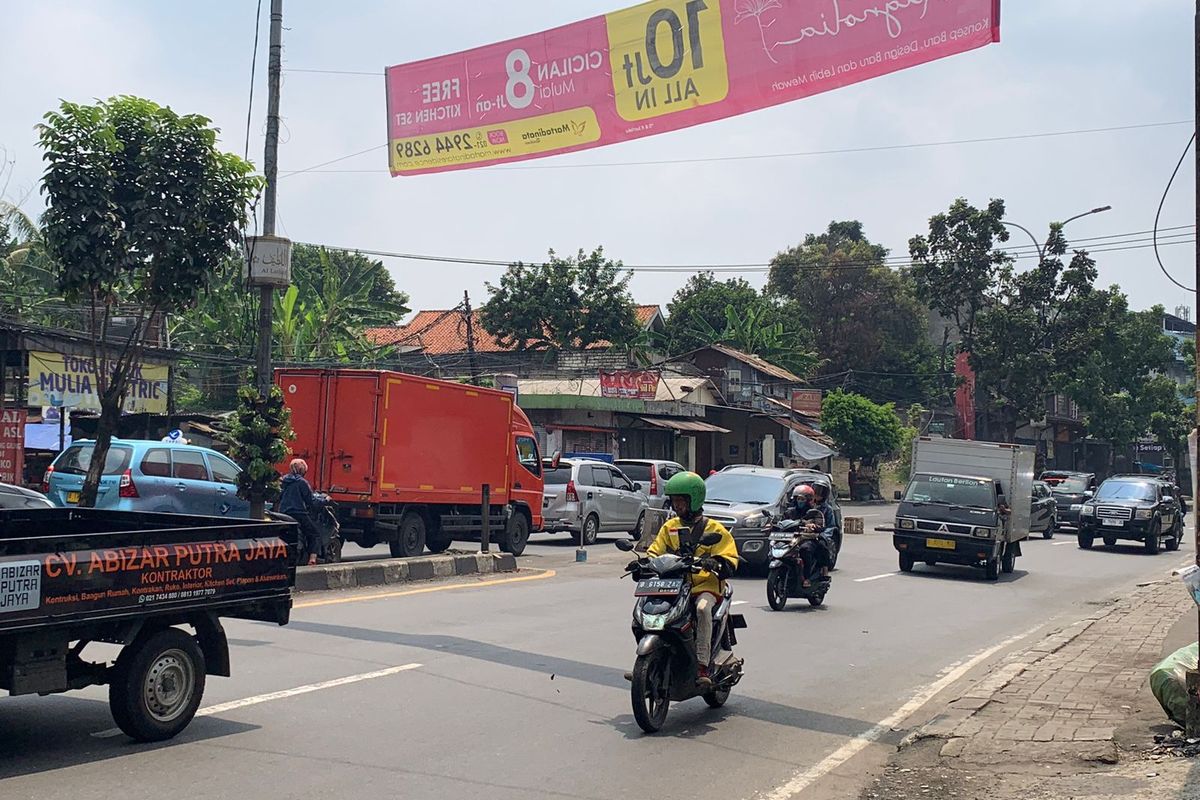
243, 0, 264, 162
283, 67, 381, 76
1152, 132, 1196, 293
278, 120, 1191, 178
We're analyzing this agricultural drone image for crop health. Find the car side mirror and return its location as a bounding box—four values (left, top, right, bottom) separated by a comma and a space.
615, 539, 635, 552
894, 490, 902, 501
700, 532, 722, 546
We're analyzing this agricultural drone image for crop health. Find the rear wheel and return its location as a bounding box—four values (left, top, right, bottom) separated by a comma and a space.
425, 531, 453, 554
808, 591, 826, 607
898, 552, 915, 573
1145, 520, 1162, 555
1043, 517, 1055, 540
766, 568, 788, 611
579, 514, 600, 546
109, 628, 206, 742
389, 512, 426, 558
1168, 533, 1182, 552
1078, 533, 1094, 550
499, 512, 530, 556
631, 651, 671, 734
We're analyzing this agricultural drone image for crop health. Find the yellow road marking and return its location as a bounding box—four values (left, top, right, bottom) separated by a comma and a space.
294, 568, 557, 609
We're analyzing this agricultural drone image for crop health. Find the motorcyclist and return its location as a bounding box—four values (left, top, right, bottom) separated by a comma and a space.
279, 458, 321, 566
785, 484, 831, 587
631, 472, 738, 691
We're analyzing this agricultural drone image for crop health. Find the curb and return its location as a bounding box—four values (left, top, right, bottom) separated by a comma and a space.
295, 552, 518, 593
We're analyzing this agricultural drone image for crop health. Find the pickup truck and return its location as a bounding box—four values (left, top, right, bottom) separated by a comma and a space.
0, 508, 295, 741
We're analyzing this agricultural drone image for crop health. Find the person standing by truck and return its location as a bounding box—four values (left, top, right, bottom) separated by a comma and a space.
280, 458, 321, 566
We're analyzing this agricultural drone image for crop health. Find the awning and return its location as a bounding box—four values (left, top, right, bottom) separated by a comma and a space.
639, 417, 730, 434
773, 417, 837, 460
546, 424, 614, 434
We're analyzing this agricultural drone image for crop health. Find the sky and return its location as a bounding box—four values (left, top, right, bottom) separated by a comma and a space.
1, 0, 1195, 321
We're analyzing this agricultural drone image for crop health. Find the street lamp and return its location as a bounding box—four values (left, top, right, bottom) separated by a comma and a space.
1002, 205, 1112, 263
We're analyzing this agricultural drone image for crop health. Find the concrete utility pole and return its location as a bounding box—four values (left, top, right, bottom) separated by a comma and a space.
255, 0, 284, 394
1188, 0, 1200, 741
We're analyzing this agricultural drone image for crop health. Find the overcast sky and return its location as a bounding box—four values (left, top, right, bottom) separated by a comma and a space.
2, 1, 1194, 320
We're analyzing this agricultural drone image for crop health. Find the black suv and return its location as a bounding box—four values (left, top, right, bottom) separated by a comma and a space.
1039, 471, 1096, 532
1077, 477, 1183, 554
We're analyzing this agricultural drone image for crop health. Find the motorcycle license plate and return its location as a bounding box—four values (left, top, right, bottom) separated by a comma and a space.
926, 538, 956, 550
1102, 518, 1123, 527
66, 491, 80, 504
635, 578, 684, 596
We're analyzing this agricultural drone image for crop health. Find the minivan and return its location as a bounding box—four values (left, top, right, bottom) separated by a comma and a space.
541, 458, 650, 545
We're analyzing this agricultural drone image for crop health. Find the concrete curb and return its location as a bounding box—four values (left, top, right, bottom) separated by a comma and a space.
295, 552, 518, 593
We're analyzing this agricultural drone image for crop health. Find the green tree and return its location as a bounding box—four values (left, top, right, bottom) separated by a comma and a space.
680, 301, 818, 378
663, 272, 764, 354
227, 384, 293, 519
481, 247, 638, 351
38, 96, 260, 505
289, 245, 409, 326
819, 389, 904, 467
769, 221, 938, 405
0, 202, 68, 326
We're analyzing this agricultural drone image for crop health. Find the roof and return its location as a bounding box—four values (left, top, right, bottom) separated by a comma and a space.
519, 376, 720, 404
1164, 312, 1196, 335
365, 305, 664, 355
639, 417, 730, 434
703, 343, 804, 384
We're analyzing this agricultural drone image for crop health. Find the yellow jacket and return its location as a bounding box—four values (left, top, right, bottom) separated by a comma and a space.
647, 516, 739, 598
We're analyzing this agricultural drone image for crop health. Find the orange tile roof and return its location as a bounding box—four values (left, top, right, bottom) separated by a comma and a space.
365, 305, 662, 355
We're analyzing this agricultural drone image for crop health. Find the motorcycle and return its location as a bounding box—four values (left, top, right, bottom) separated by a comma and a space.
297, 494, 343, 564
766, 517, 833, 610
615, 535, 747, 734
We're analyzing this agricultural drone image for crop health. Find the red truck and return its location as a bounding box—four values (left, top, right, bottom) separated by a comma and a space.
276, 369, 544, 557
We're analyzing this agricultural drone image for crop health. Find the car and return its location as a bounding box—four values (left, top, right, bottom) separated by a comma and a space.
703, 466, 843, 571
1077, 476, 1183, 554
44, 439, 250, 518
540, 458, 650, 545
1030, 480, 1057, 539
1039, 470, 1097, 531
0, 482, 54, 510
613, 459, 687, 509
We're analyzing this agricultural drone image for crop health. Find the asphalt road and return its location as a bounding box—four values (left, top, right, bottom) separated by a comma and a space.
2, 504, 1193, 800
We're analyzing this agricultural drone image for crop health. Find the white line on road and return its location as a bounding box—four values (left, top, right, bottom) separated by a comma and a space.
854, 573, 898, 583
92, 663, 423, 739
756, 624, 1044, 800
1053, 541, 1075, 546
733, 601, 748, 606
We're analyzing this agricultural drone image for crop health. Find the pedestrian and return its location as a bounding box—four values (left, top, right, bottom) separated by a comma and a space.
279, 458, 321, 566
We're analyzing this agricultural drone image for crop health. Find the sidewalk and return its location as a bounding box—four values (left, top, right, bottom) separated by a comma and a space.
860, 578, 1199, 800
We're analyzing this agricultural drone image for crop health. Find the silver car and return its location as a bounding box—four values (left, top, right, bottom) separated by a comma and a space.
541, 459, 650, 545
614, 459, 687, 509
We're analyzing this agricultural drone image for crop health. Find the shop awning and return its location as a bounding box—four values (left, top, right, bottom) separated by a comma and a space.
639, 417, 730, 434
773, 417, 837, 460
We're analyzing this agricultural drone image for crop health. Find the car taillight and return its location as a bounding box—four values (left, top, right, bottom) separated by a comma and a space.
119, 469, 139, 498
650, 471, 658, 496
565, 480, 579, 503
42, 466, 54, 494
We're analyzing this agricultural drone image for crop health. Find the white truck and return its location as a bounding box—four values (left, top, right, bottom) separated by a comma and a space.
891, 437, 1036, 581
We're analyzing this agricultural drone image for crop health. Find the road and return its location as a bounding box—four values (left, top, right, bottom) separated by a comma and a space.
2, 504, 1192, 800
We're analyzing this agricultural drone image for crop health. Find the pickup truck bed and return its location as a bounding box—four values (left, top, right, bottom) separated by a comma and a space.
0, 508, 296, 741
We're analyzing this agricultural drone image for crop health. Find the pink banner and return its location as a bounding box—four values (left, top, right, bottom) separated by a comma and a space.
385, 0, 1000, 175
954, 351, 975, 441
0, 409, 26, 485
600, 370, 661, 400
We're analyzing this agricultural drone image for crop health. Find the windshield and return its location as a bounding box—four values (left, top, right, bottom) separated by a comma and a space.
54, 444, 133, 476
904, 475, 995, 508
1043, 475, 1088, 493
705, 472, 784, 505
1095, 481, 1156, 502
617, 463, 653, 482
543, 467, 573, 485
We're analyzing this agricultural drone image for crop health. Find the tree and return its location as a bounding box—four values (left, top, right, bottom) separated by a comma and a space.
289, 245, 409, 327
227, 384, 293, 519
819, 389, 904, 466
480, 247, 638, 351
663, 272, 763, 354
0, 202, 67, 326
679, 301, 818, 378
769, 221, 938, 405
38, 97, 260, 505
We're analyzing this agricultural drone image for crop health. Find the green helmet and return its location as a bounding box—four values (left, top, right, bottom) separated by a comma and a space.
664, 471, 706, 517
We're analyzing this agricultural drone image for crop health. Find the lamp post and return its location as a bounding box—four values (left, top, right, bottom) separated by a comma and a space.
1001, 205, 1112, 264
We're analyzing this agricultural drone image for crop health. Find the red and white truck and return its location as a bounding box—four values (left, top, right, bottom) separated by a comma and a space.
276, 369, 544, 557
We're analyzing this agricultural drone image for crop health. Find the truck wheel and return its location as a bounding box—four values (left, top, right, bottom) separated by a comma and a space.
898, 552, 915, 573
579, 514, 600, 546
426, 531, 453, 554
1077, 533, 1094, 550
389, 512, 426, 558
1144, 520, 1161, 555
500, 512, 530, 556
109, 627, 206, 743
984, 558, 1000, 581
1001, 548, 1016, 574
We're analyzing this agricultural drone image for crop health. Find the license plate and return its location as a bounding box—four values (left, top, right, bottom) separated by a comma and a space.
1102, 518, 1124, 527
635, 578, 684, 595
926, 538, 956, 550
66, 491, 80, 504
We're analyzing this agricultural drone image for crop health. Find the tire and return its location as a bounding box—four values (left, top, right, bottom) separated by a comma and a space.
499, 512, 530, 556
898, 552, 915, 573
1144, 520, 1161, 555
703, 686, 731, 708
984, 558, 1000, 581
630, 652, 671, 734
829, 532, 842, 569
1168, 532, 1182, 552
808, 591, 826, 607
1043, 518, 1055, 540
425, 531, 453, 554
767, 568, 788, 611
109, 627, 206, 743
1001, 548, 1016, 574
631, 512, 646, 539
579, 514, 600, 547
1078, 533, 1094, 550
389, 512, 427, 558
325, 532, 344, 563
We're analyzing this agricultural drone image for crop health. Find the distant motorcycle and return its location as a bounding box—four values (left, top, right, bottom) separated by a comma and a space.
615, 535, 747, 734
766, 517, 833, 610
296, 494, 343, 564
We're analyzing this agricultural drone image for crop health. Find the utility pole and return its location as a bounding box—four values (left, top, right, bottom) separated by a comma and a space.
463, 291, 480, 386
255, 0, 284, 395
1188, 0, 1200, 741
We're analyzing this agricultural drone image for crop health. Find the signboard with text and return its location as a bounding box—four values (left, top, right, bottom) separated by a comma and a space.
27, 352, 169, 415
0, 409, 26, 485
600, 370, 661, 400
385, 0, 1001, 175
790, 389, 823, 417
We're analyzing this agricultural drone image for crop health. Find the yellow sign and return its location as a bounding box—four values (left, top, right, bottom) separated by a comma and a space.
27, 351, 169, 414
606, 0, 729, 122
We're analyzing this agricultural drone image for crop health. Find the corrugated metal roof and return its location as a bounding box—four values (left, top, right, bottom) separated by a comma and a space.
706, 343, 803, 384
639, 417, 730, 434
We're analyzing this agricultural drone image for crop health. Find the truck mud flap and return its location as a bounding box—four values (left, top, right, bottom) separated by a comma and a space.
731, 613, 747, 629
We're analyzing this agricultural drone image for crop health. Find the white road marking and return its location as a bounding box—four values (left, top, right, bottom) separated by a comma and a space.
732, 601, 748, 606
854, 573, 898, 583
1053, 541, 1075, 546
756, 624, 1044, 800
92, 663, 423, 738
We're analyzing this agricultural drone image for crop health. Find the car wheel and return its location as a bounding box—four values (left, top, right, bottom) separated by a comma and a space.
1043, 517, 1055, 539
631, 512, 646, 539
984, 558, 1000, 581
898, 552, 915, 573
1078, 533, 1094, 550
1103, 536, 1117, 548
1001, 547, 1016, 574
109, 627, 206, 742
580, 514, 600, 546
1144, 519, 1161, 555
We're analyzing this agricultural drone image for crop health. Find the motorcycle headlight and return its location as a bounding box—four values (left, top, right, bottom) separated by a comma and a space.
1080, 505, 1095, 517
898, 518, 916, 530
1136, 508, 1154, 520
